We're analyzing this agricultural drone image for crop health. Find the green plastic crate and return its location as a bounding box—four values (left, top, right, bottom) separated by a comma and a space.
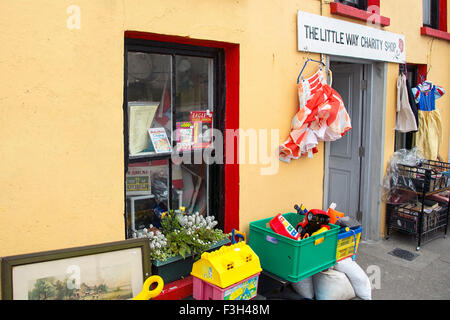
249, 212, 339, 282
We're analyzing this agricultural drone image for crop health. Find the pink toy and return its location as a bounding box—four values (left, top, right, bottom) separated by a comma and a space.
192, 273, 261, 300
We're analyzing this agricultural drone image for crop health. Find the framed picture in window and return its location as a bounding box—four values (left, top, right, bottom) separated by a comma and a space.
1, 239, 151, 300
128, 102, 159, 156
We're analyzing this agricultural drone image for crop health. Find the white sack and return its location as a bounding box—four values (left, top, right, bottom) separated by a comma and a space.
291, 276, 314, 299
312, 268, 355, 300
334, 258, 372, 300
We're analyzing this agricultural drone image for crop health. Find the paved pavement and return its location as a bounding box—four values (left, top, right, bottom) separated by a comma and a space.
355, 230, 450, 300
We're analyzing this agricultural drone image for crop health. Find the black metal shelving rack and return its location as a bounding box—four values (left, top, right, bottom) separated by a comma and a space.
386, 160, 450, 251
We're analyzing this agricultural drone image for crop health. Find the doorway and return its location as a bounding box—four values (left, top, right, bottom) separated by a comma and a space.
323, 58, 387, 241
326, 62, 364, 223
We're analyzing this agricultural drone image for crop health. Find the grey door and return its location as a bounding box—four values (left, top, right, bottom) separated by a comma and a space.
326, 63, 364, 221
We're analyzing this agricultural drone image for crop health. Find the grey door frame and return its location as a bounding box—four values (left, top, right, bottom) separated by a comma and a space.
323, 55, 387, 241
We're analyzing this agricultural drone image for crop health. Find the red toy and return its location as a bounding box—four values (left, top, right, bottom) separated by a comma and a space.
269, 214, 301, 240
295, 206, 330, 239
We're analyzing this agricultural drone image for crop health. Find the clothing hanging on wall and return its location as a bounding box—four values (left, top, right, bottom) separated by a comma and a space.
405, 78, 419, 130
279, 65, 352, 162
396, 73, 418, 133
411, 81, 445, 160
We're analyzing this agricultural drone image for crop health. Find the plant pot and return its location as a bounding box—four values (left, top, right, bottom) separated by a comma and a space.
151, 238, 231, 284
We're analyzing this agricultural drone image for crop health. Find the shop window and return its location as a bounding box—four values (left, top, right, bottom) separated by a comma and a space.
335, 0, 367, 10
123, 38, 226, 239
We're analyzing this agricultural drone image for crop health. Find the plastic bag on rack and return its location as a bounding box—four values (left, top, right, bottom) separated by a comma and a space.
382, 147, 424, 205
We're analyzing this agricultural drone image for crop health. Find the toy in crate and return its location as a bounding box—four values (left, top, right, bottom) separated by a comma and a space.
190, 235, 262, 300
249, 211, 340, 282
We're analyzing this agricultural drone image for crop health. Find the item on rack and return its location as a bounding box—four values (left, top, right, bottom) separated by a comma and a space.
312, 268, 356, 300
270, 213, 301, 240
295, 207, 330, 239
421, 199, 440, 213
132, 275, 164, 300
385, 158, 450, 250
427, 193, 450, 204
334, 258, 372, 300
411, 81, 445, 161
291, 276, 314, 300
279, 61, 352, 162
382, 147, 424, 204
190, 242, 262, 300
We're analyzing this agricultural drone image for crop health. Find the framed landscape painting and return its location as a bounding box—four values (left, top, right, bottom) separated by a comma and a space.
1, 238, 151, 300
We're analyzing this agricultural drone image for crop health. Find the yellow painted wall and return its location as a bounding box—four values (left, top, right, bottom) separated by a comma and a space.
0, 0, 449, 257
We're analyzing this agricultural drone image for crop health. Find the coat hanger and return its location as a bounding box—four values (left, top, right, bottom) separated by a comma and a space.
297, 58, 326, 84
399, 64, 407, 76
418, 76, 433, 91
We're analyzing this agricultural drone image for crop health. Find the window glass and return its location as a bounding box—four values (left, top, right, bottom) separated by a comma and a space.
125, 160, 169, 238
127, 52, 172, 156
174, 56, 214, 152
423, 0, 432, 26
172, 163, 209, 217
124, 39, 225, 239
422, 0, 439, 29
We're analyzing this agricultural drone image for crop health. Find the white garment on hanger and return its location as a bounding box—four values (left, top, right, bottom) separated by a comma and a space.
395, 73, 418, 133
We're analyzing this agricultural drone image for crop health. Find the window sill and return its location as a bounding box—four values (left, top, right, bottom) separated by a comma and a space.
421, 26, 450, 41
330, 2, 390, 27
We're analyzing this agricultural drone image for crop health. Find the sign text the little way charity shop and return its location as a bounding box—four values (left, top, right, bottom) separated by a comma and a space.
297, 11, 406, 63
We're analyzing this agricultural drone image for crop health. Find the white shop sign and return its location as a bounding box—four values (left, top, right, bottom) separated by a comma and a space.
297, 11, 406, 63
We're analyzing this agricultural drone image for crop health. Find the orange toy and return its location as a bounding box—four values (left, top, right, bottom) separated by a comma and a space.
327, 204, 344, 225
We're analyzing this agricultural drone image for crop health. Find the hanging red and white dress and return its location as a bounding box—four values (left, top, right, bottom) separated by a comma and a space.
279, 67, 352, 162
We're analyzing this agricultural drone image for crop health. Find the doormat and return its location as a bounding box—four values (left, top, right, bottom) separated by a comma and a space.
388, 248, 419, 261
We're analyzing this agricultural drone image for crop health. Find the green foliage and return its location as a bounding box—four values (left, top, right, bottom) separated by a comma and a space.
160, 211, 182, 235
147, 211, 230, 261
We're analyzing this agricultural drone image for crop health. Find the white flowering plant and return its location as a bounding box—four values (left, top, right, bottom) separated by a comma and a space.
141, 211, 230, 261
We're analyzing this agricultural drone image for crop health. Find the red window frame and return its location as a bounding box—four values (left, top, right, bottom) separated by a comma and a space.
421, 0, 450, 41
124, 31, 240, 233
330, 0, 391, 27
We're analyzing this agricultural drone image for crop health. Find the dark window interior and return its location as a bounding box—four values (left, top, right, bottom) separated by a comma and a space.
423, 0, 440, 29
335, 0, 368, 10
